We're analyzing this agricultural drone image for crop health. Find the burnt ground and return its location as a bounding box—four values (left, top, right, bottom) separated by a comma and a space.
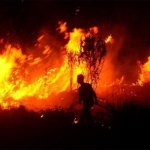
0, 103, 150, 149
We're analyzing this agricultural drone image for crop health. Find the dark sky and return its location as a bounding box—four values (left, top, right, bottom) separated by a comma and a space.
0, 0, 150, 82
0, 0, 150, 44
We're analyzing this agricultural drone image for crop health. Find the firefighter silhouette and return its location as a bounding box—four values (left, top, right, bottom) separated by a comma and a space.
77, 74, 98, 124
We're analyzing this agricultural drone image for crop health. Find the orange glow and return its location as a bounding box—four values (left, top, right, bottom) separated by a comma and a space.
0, 21, 147, 110
138, 57, 150, 85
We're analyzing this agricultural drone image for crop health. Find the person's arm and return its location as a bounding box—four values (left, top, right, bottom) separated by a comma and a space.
92, 87, 98, 105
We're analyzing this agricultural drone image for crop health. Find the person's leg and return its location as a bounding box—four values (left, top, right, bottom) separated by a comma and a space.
79, 107, 86, 124
86, 107, 94, 124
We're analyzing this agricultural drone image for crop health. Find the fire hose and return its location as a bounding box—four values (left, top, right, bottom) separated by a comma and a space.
97, 98, 117, 113
69, 95, 117, 115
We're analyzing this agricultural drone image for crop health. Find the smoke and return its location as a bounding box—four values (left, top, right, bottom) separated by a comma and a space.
97, 21, 149, 85
97, 24, 128, 85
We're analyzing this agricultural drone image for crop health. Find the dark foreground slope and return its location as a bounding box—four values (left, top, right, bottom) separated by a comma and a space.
0, 102, 150, 148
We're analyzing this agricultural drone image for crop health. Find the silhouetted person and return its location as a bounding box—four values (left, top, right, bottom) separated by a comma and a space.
77, 74, 98, 124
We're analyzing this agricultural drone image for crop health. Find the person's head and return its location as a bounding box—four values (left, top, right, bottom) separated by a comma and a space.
77, 74, 84, 84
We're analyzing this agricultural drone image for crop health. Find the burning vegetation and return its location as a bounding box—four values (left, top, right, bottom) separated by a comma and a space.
0, 21, 149, 111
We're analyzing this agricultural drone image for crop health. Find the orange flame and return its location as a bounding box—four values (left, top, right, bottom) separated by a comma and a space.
66, 28, 85, 53
57, 21, 67, 33
0, 27, 74, 109
138, 57, 150, 85
57, 21, 68, 39
0, 21, 144, 110
0, 42, 72, 109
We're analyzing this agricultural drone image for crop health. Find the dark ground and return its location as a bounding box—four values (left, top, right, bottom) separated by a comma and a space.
0, 102, 150, 149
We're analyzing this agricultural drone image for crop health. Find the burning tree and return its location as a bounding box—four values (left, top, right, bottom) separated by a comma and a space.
67, 31, 107, 90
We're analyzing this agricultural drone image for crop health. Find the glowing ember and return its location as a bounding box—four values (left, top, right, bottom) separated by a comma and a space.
40, 114, 44, 118
73, 118, 78, 124
105, 35, 114, 44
